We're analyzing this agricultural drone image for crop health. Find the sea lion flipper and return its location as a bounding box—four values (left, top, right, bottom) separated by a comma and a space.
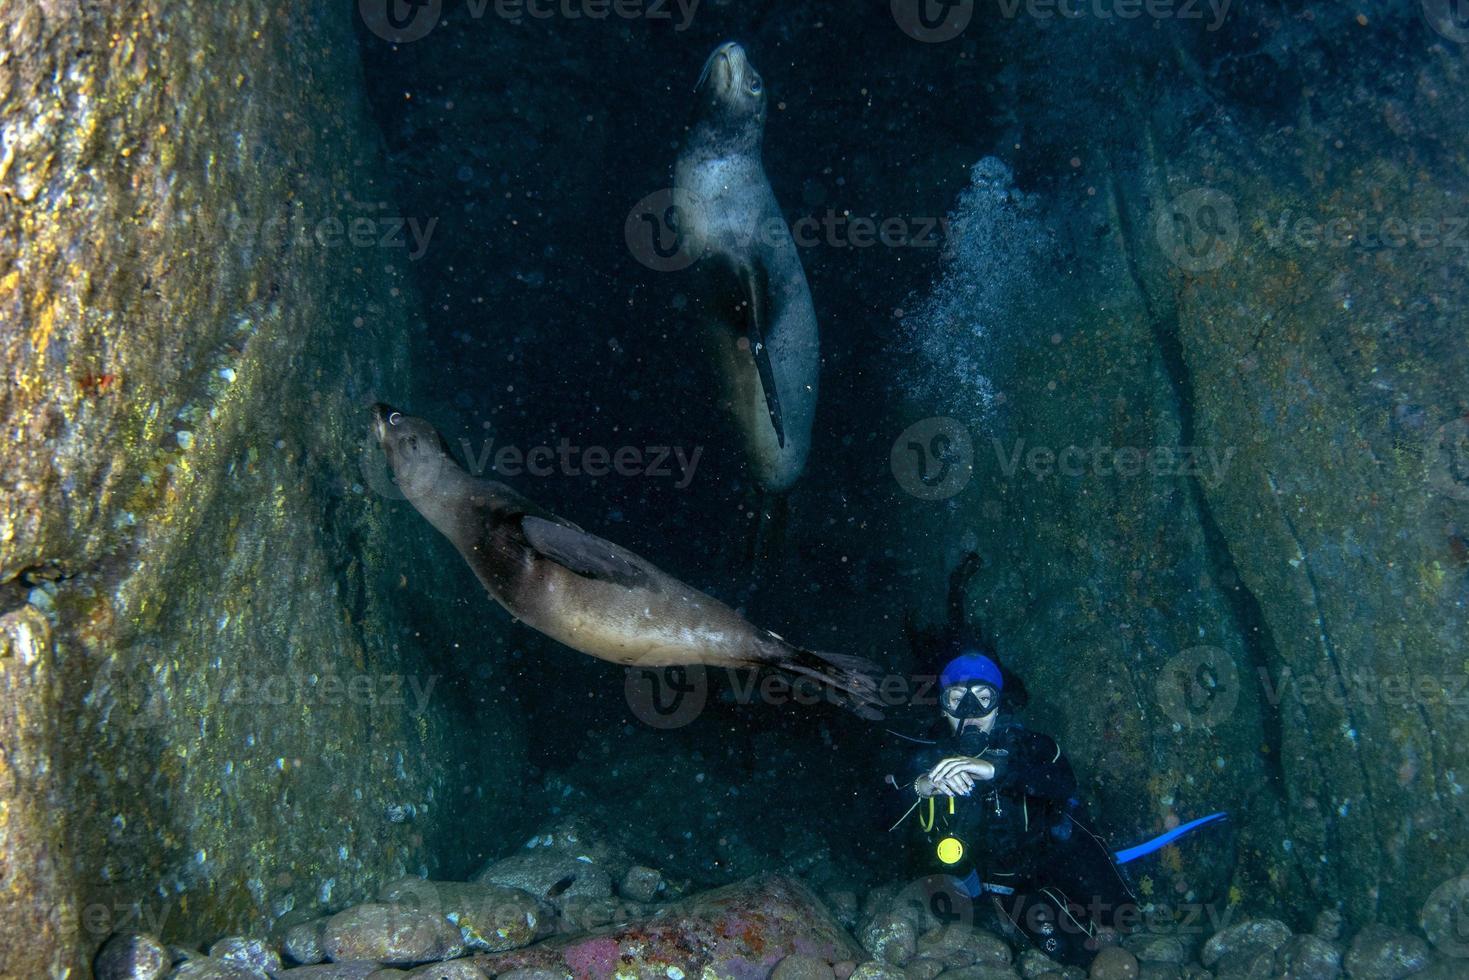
739, 259, 786, 449
521, 515, 650, 589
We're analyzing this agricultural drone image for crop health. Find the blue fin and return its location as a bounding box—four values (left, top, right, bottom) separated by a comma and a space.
1114, 812, 1228, 865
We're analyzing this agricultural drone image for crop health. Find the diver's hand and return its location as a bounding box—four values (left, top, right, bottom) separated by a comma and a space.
928, 756, 997, 796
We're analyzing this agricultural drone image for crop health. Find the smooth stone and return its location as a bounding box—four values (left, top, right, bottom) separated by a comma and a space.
279, 966, 383, 979
168, 958, 270, 979
1018, 948, 1061, 978
320, 904, 465, 966
472, 852, 612, 906
96, 933, 171, 980
1136, 965, 1182, 980
210, 937, 283, 977
1342, 925, 1432, 980
849, 963, 908, 980
1201, 918, 1292, 968
619, 865, 663, 903
918, 927, 1012, 969
378, 877, 543, 953
905, 958, 947, 980
284, 920, 328, 966
1088, 948, 1139, 980
773, 953, 839, 980
1274, 933, 1341, 979
1122, 934, 1188, 965
1419, 874, 1469, 959
401, 962, 490, 979
494, 970, 572, 980
932, 965, 1023, 980
861, 915, 918, 966
471, 873, 863, 979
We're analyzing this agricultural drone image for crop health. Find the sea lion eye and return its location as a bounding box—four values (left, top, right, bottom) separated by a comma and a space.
749, 77, 762, 95
388, 412, 402, 426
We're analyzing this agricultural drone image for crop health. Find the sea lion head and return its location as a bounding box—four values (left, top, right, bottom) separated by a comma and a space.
371, 403, 460, 506
692, 41, 767, 142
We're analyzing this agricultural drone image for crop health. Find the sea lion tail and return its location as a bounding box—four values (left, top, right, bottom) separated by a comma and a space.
770, 645, 886, 720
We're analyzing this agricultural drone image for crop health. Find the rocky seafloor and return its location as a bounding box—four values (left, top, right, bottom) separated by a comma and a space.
86, 817, 1469, 980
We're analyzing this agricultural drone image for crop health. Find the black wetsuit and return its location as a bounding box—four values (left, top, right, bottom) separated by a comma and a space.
907, 722, 1137, 968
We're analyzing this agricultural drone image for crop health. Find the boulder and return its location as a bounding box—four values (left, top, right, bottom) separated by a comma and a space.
471, 874, 863, 979
95, 933, 171, 980
1087, 948, 1138, 980
319, 904, 464, 966
209, 938, 282, 978
1341, 925, 1431, 980
279, 966, 383, 980
379, 877, 546, 952
1274, 934, 1341, 980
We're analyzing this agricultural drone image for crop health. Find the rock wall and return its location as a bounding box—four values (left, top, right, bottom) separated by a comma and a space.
893, 3, 1469, 933
0, 3, 525, 974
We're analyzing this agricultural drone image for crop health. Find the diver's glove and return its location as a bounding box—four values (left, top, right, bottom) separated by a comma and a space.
923, 756, 997, 797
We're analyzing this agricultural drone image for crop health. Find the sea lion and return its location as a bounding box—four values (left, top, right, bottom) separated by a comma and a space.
370, 404, 880, 716
674, 41, 819, 495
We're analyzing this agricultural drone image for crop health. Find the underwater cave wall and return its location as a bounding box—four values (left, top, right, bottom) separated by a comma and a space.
896, 3, 1469, 935
0, 3, 525, 974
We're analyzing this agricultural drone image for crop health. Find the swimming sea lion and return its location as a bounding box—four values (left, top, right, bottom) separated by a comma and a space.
370, 404, 880, 716
674, 41, 819, 494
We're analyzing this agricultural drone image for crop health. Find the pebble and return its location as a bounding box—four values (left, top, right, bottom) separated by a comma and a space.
283, 919, 328, 966
927, 964, 1022, 979
401, 962, 490, 979
1342, 925, 1432, 980
918, 926, 1012, 969
903, 958, 945, 980
1273, 933, 1341, 979
772, 954, 838, 980
1087, 948, 1138, 980
95, 933, 170, 980
473, 852, 612, 907
210, 937, 282, 977
1135, 965, 1180, 980
167, 958, 270, 979
1201, 918, 1292, 973
1419, 873, 1469, 957
847, 963, 908, 980
619, 865, 663, 903
1121, 934, 1186, 965
495, 969, 573, 980
319, 903, 465, 965
279, 965, 382, 979
860, 915, 917, 966
378, 876, 543, 952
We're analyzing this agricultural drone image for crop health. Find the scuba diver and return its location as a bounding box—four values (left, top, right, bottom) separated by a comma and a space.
889, 554, 1135, 968
900, 651, 1138, 968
